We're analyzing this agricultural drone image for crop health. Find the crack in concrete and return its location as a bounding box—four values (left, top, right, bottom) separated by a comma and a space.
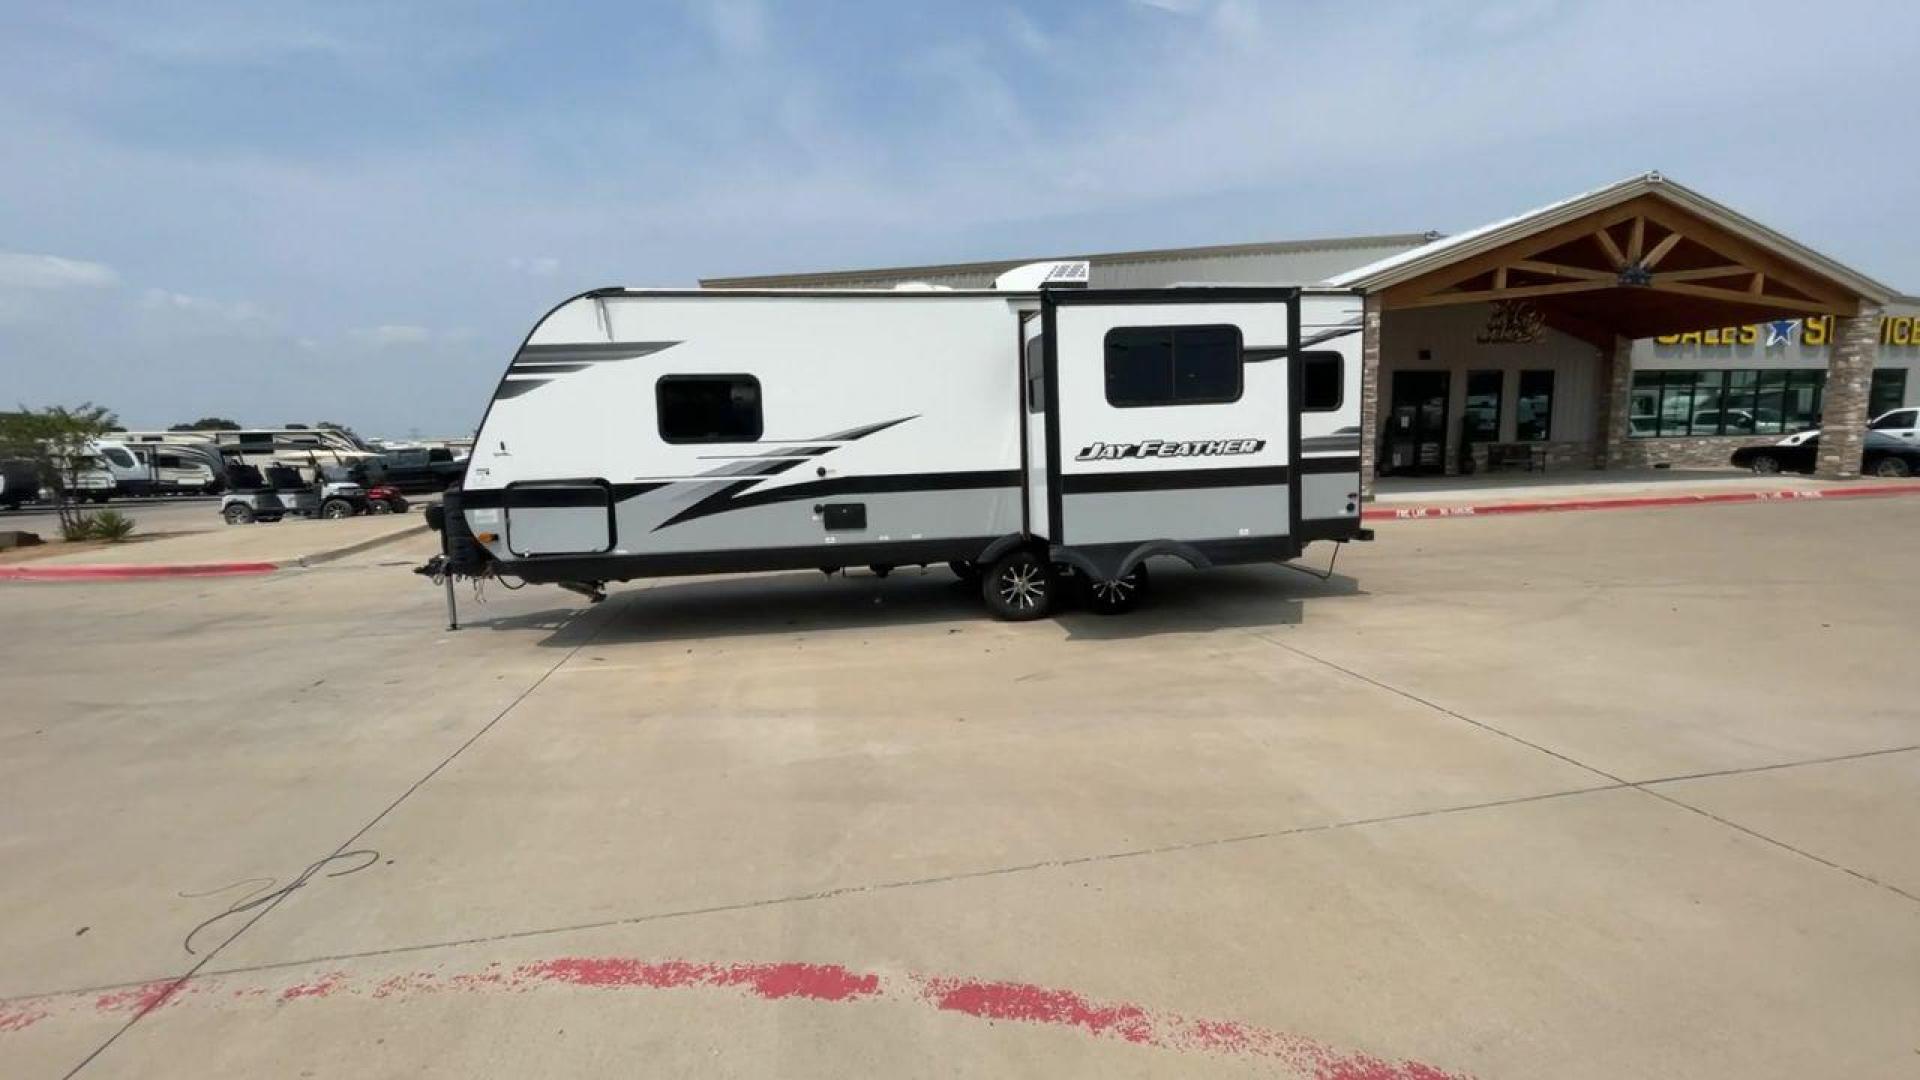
1251, 630, 1920, 907
59, 600, 617, 1078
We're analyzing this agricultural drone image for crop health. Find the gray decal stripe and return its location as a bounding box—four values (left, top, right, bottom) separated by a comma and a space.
651, 416, 921, 530
516, 341, 680, 361
495, 379, 549, 400
495, 341, 684, 401
507, 362, 594, 374
1301, 435, 1361, 452
817, 415, 918, 441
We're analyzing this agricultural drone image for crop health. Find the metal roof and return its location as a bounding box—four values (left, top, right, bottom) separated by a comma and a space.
700, 232, 1437, 289
1328, 171, 1898, 303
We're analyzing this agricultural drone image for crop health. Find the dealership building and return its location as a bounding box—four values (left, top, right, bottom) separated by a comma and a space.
706, 173, 1916, 492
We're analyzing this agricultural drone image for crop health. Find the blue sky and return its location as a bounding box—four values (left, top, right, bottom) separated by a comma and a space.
3, 0, 1916, 436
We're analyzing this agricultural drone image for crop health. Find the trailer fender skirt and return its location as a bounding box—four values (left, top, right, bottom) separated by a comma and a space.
977, 533, 1033, 567
1051, 540, 1211, 581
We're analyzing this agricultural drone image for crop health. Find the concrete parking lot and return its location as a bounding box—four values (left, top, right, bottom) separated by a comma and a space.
2, 498, 1916, 1078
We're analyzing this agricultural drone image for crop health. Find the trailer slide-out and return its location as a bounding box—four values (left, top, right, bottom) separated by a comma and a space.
423, 264, 1370, 621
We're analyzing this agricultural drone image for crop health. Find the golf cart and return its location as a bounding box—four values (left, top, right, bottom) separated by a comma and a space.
221, 459, 402, 524
219, 464, 289, 524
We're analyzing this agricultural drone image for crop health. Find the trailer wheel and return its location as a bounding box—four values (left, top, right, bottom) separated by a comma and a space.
982, 549, 1054, 621
1079, 562, 1149, 616
223, 503, 256, 525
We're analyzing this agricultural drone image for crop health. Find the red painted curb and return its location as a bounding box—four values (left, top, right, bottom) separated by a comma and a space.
1364, 481, 1920, 522
0, 561, 279, 581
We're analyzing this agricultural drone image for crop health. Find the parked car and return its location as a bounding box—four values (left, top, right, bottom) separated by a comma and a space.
1868, 406, 1918, 443
366, 447, 464, 493
1731, 431, 1919, 477
1691, 407, 1783, 435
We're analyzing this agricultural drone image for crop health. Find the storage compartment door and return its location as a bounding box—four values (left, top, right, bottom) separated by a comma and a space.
505, 481, 614, 556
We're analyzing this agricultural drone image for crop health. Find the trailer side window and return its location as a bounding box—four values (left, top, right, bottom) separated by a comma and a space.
1025, 333, 1045, 413
1104, 325, 1242, 408
1301, 352, 1343, 412
657, 375, 763, 443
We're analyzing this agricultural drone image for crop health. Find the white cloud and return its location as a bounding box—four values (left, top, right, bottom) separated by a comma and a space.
1006, 9, 1052, 55
352, 324, 434, 347
509, 256, 560, 277
690, 0, 768, 57
0, 251, 119, 290
140, 288, 265, 323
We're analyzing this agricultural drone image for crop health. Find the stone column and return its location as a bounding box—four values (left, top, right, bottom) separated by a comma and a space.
1815, 307, 1880, 480
1357, 294, 1383, 500
1597, 335, 1634, 468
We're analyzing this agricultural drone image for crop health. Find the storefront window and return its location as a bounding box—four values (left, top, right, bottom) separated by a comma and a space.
1755, 371, 1787, 435
1870, 369, 1908, 418
1720, 371, 1759, 434
1783, 370, 1824, 432
1463, 370, 1501, 442
1629, 372, 1660, 437
1688, 370, 1727, 435
1635, 369, 1836, 436
1515, 370, 1553, 441
1657, 372, 1693, 437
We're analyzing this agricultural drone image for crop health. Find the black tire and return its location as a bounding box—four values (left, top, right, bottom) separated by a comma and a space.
1872, 456, 1912, 478
223, 503, 256, 525
948, 559, 981, 582
982, 549, 1055, 621
1079, 562, 1149, 616
320, 498, 355, 519
369, 500, 391, 514
1748, 454, 1781, 475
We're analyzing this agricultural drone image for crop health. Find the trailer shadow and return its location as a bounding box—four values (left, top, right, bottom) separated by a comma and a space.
489, 561, 1362, 648
1056, 562, 1364, 641
520, 567, 988, 646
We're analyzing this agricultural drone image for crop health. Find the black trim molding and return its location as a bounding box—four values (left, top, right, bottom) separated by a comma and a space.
1061, 465, 1291, 494
500, 537, 1002, 584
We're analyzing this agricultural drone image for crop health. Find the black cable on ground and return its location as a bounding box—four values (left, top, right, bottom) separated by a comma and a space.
181, 850, 380, 956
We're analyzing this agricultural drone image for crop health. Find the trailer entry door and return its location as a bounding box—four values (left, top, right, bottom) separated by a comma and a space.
1041, 289, 1300, 557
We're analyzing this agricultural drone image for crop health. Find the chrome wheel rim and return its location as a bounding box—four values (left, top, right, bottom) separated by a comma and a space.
1090, 574, 1137, 604
997, 563, 1046, 610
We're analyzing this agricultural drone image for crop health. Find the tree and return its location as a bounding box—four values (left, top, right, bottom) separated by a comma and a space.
0, 403, 120, 532
170, 417, 241, 431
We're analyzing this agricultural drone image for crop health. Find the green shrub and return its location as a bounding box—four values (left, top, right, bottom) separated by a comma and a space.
89, 509, 137, 542
60, 514, 97, 542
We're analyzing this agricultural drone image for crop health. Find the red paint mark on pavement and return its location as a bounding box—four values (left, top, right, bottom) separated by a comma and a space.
93, 979, 186, 1016
2, 957, 1467, 1078
1364, 481, 1920, 523
918, 976, 1154, 1044
278, 972, 348, 1002
0, 1004, 48, 1032
520, 957, 881, 1003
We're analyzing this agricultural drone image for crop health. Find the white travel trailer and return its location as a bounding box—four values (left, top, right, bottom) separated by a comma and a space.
427, 269, 1369, 620
91, 439, 217, 495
